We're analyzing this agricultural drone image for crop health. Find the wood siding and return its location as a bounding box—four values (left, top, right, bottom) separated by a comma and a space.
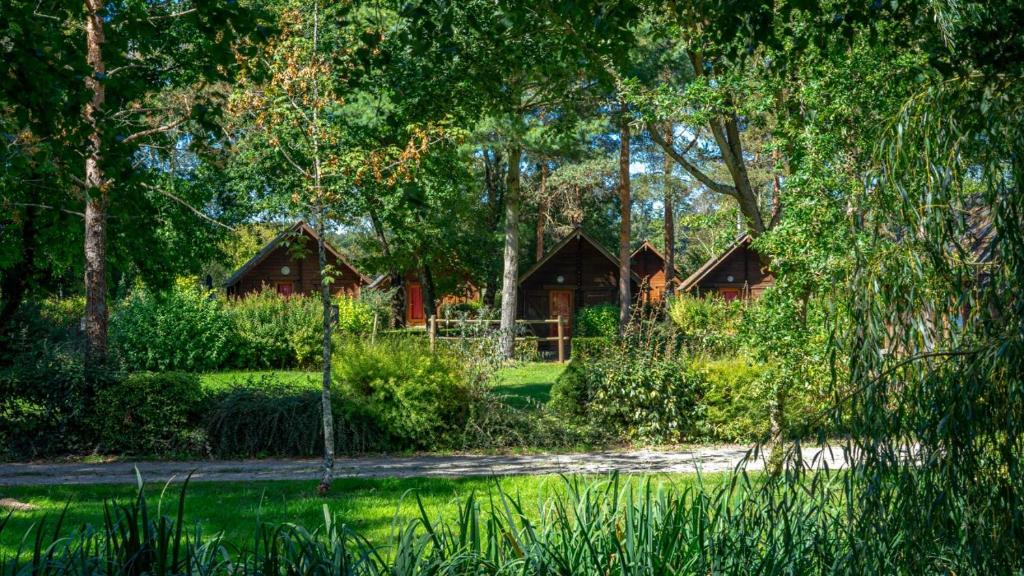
227, 233, 363, 298
519, 235, 635, 342
688, 242, 773, 299
631, 246, 667, 303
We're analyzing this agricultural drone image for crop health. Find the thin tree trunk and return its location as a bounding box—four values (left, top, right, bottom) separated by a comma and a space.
482, 148, 504, 307
498, 145, 521, 360
662, 124, 675, 299
368, 204, 403, 327
617, 101, 631, 334
0, 203, 38, 329
83, 0, 108, 366
309, 2, 335, 495
535, 163, 548, 262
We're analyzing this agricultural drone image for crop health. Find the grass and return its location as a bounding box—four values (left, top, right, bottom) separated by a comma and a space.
0, 473, 713, 557
491, 362, 566, 407
198, 362, 564, 409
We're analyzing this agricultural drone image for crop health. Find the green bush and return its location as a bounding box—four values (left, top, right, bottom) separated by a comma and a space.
569, 336, 613, 359
111, 281, 233, 372
335, 295, 375, 335
666, 294, 745, 355
93, 372, 205, 455
224, 290, 300, 368
204, 375, 385, 457
0, 344, 101, 460
551, 343, 707, 444
700, 356, 770, 442
574, 304, 619, 337
334, 337, 470, 449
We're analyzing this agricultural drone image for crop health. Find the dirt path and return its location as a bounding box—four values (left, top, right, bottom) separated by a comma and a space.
0, 446, 849, 486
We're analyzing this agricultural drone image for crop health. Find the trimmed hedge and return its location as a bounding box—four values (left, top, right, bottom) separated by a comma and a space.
93, 372, 205, 455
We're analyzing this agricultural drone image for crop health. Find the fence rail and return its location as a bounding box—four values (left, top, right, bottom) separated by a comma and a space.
427, 315, 570, 362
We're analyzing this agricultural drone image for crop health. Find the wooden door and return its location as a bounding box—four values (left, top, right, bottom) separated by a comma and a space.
549, 289, 574, 336
276, 282, 294, 296
407, 283, 425, 324
719, 288, 740, 302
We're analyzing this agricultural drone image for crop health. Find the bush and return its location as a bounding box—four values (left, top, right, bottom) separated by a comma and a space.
700, 356, 770, 442
92, 372, 205, 455
225, 290, 302, 368
204, 375, 385, 457
551, 340, 707, 444
334, 337, 470, 449
574, 304, 619, 337
335, 295, 375, 335
0, 344, 101, 460
666, 294, 745, 355
111, 281, 233, 371
569, 336, 613, 359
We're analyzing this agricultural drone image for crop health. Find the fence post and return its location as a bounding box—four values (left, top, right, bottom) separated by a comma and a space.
371, 313, 379, 345
557, 315, 565, 363
429, 315, 437, 352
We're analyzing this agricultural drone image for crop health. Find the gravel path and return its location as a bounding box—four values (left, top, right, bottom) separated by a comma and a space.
0, 446, 849, 486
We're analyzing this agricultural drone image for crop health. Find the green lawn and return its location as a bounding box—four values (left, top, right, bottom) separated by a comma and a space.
491, 362, 566, 407
198, 362, 564, 409
0, 473, 712, 556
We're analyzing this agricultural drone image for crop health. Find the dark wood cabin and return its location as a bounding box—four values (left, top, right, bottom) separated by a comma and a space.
630, 240, 679, 304
518, 228, 639, 342
678, 234, 773, 301
367, 271, 479, 327
225, 222, 369, 298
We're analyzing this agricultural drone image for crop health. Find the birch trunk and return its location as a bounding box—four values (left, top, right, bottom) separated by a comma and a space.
498, 145, 521, 360
84, 0, 108, 366
662, 125, 675, 299
617, 102, 631, 333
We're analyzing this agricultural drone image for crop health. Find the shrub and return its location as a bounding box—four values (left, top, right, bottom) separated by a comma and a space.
569, 336, 613, 359
666, 293, 745, 355
335, 295, 375, 335
224, 290, 299, 368
574, 304, 619, 337
700, 356, 770, 442
334, 337, 470, 449
551, 339, 707, 444
93, 372, 205, 455
0, 344, 101, 460
111, 281, 233, 372
204, 375, 385, 457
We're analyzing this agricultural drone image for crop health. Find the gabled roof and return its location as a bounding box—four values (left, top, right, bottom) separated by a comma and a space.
678, 234, 753, 292
224, 221, 370, 288
519, 227, 641, 285
630, 240, 681, 275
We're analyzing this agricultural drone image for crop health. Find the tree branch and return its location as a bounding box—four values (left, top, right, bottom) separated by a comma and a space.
121, 117, 189, 144
140, 183, 235, 230
647, 123, 738, 197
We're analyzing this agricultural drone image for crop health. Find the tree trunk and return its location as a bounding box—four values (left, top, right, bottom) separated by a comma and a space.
498, 145, 522, 360
315, 210, 335, 494
83, 0, 108, 367
419, 262, 437, 319
662, 125, 675, 299
535, 163, 548, 262
482, 148, 504, 308
309, 1, 334, 496
0, 203, 38, 329
617, 102, 631, 334
367, 204, 404, 327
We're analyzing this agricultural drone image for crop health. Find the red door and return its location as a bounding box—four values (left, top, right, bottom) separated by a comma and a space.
407, 283, 425, 324
276, 282, 294, 296
719, 288, 740, 302
549, 290, 574, 337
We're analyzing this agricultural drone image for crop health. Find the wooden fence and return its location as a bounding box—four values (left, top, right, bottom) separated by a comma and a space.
426, 316, 571, 363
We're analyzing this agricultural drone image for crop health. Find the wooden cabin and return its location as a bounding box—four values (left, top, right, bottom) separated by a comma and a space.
225, 222, 369, 298
518, 228, 639, 339
630, 240, 679, 304
678, 234, 773, 300
367, 272, 480, 327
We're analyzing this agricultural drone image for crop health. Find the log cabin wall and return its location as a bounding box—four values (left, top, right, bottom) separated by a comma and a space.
691, 243, 773, 299
631, 246, 667, 303
519, 234, 636, 345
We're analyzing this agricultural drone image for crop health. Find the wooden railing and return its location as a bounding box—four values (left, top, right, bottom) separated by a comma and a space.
426, 315, 570, 362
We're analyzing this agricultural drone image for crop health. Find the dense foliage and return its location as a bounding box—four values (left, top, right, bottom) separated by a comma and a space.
93, 372, 205, 455
573, 304, 619, 338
